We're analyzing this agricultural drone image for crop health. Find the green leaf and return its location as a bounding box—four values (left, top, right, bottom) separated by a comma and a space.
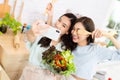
1, 13, 22, 35
107, 40, 114, 47
0, 31, 3, 35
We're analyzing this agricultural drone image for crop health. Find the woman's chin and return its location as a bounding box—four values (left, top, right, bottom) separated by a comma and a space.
72, 39, 77, 43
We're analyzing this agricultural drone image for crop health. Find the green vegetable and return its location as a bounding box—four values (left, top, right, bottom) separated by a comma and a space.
42, 46, 76, 76
107, 40, 113, 47
0, 13, 22, 35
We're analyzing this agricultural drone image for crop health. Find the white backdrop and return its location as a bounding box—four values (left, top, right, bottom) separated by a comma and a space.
0, 0, 114, 28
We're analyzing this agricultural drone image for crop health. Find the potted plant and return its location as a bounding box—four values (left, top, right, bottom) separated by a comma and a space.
1, 13, 22, 34
0, 13, 22, 48
0, 21, 8, 34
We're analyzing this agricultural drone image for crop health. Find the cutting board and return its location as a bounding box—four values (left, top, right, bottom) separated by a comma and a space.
17, 0, 24, 22
11, 0, 17, 18
0, 0, 11, 18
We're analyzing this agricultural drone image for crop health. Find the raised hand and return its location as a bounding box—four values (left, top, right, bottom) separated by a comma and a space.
45, 2, 54, 25
31, 20, 50, 37
26, 20, 50, 43
102, 30, 118, 39
45, 3, 53, 16
92, 29, 103, 38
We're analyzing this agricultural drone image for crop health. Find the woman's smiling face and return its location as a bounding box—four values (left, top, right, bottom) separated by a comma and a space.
71, 22, 88, 44
54, 16, 71, 36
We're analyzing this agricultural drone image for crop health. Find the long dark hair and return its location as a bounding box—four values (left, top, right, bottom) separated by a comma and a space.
38, 13, 77, 51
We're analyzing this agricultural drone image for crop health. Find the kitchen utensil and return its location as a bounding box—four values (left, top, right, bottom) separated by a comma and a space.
0, 0, 11, 18
17, 0, 24, 22
11, 0, 17, 18
78, 29, 91, 35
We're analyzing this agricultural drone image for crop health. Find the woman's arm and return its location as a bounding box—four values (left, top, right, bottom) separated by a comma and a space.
26, 29, 36, 43
92, 29, 120, 49
103, 31, 120, 49
109, 36, 120, 49
92, 29, 120, 61
26, 20, 50, 43
46, 3, 53, 26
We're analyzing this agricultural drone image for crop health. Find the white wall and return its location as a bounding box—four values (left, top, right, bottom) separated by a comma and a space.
0, 0, 114, 28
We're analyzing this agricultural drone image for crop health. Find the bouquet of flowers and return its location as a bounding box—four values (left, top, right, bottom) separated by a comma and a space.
42, 46, 76, 76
